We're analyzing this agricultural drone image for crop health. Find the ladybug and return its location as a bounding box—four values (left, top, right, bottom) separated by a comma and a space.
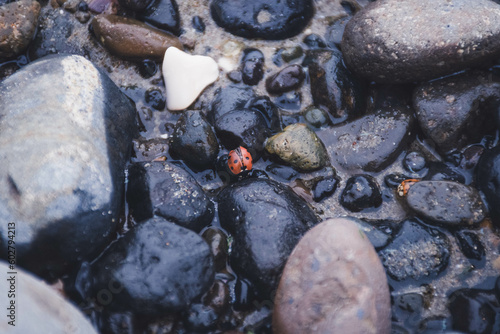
227, 146, 253, 175
397, 179, 420, 197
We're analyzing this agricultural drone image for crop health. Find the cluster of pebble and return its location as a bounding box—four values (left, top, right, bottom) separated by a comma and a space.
1, 0, 500, 333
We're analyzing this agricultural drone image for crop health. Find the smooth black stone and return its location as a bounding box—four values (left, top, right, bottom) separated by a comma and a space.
210, 0, 314, 40
312, 175, 339, 202
138, 0, 180, 35
241, 48, 264, 86
403, 151, 427, 173
449, 289, 499, 334
126, 161, 214, 232
81, 217, 215, 314
303, 33, 326, 49
424, 162, 465, 184
137, 59, 157, 78
477, 145, 500, 224
119, 0, 152, 11
340, 175, 382, 212
266, 64, 305, 95
455, 231, 485, 268
265, 164, 298, 181
217, 178, 318, 298
211, 85, 254, 122
244, 95, 280, 129
192, 15, 205, 32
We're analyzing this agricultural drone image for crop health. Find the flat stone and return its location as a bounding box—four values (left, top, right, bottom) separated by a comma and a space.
273, 218, 391, 334
341, 0, 500, 83
0, 262, 97, 333
406, 180, 486, 227
163, 47, 219, 110
0, 55, 136, 280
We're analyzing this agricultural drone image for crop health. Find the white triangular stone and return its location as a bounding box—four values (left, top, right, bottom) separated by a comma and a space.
162, 47, 219, 111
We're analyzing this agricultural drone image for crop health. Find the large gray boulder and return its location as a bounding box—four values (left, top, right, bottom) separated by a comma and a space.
0, 55, 137, 280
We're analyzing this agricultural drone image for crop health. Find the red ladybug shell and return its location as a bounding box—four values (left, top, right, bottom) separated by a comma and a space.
227, 146, 253, 175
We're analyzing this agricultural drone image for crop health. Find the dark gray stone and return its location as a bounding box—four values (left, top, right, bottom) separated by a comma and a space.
0, 55, 136, 280
318, 108, 414, 172
476, 145, 500, 225
341, 0, 500, 83
265, 64, 305, 95
405, 181, 486, 227
217, 178, 318, 298
126, 161, 214, 232
138, 0, 180, 35
413, 71, 500, 152
211, 85, 254, 122
170, 110, 219, 170
0, 0, 40, 59
379, 220, 450, 281
79, 217, 214, 314
0, 261, 98, 333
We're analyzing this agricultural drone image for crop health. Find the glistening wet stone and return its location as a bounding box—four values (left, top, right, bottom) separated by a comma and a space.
210, 0, 314, 40
126, 161, 214, 232
138, 0, 180, 35
405, 181, 486, 227
342, 0, 500, 83
79, 217, 214, 314
379, 220, 450, 281
217, 178, 318, 298
476, 145, 500, 225
273, 218, 391, 334
265, 64, 305, 95
413, 71, 500, 152
0, 55, 136, 280
340, 174, 382, 212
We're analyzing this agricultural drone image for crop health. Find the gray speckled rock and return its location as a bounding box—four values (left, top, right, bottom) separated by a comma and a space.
273, 218, 391, 334
341, 0, 500, 83
0, 55, 136, 280
318, 108, 414, 172
266, 123, 329, 171
413, 71, 500, 152
0, 261, 97, 334
405, 180, 487, 227
0, 0, 40, 59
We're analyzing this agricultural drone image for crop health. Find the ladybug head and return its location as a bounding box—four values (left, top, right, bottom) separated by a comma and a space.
227, 146, 253, 175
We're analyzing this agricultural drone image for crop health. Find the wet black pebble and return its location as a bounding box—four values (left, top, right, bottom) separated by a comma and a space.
378, 219, 450, 281
144, 88, 165, 110
118, 0, 152, 11
266, 163, 298, 181
304, 106, 331, 128
449, 289, 500, 334
210, 0, 314, 40
192, 15, 205, 32
241, 48, 264, 86
403, 151, 427, 173
476, 145, 500, 224
424, 161, 465, 183
454, 231, 485, 268
80, 217, 215, 314
137, 59, 157, 78
126, 161, 214, 232
303, 33, 327, 49
312, 175, 339, 202
138, 0, 180, 35
211, 85, 254, 122
266, 64, 305, 94
340, 174, 382, 212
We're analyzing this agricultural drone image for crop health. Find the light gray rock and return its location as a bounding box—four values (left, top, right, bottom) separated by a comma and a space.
0, 55, 137, 280
273, 218, 391, 334
0, 261, 97, 333
342, 0, 500, 83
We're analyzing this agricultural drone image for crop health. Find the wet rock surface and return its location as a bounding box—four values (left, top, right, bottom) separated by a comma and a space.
126, 161, 214, 232
137, 0, 180, 35
413, 71, 500, 152
273, 218, 391, 334
170, 110, 219, 169
0, 262, 98, 333
78, 217, 214, 314
0, 0, 40, 59
217, 178, 318, 298
342, 0, 500, 83
477, 145, 500, 225
318, 108, 414, 172
405, 180, 487, 227
379, 219, 451, 281
265, 123, 329, 171
307, 48, 366, 122
0, 55, 136, 280
265, 64, 305, 95
340, 174, 382, 212
241, 48, 264, 86
210, 0, 314, 40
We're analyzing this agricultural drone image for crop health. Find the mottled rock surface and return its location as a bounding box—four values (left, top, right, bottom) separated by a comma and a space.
273, 218, 391, 334
405, 181, 486, 227
217, 178, 318, 298
413, 71, 500, 152
266, 123, 329, 171
0, 262, 97, 333
0, 0, 40, 59
78, 217, 214, 314
0, 55, 136, 279
342, 0, 500, 83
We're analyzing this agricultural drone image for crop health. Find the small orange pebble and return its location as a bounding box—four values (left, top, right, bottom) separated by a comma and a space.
397, 179, 420, 197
